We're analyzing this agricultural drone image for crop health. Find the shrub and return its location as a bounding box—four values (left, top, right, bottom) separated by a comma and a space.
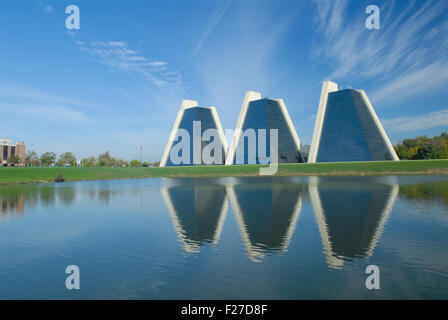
54, 174, 65, 182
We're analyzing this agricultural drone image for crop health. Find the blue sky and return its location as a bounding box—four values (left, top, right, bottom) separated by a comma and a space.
1, 0, 447, 161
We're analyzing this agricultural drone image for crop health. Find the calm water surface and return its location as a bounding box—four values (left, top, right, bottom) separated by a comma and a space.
0, 175, 447, 299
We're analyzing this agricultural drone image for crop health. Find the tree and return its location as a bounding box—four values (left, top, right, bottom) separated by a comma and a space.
97, 151, 113, 167
414, 144, 435, 160
395, 132, 448, 160
153, 161, 160, 167
25, 150, 40, 167
7, 155, 21, 165
40, 152, 57, 166
130, 159, 142, 167
81, 156, 96, 167
115, 159, 129, 167
57, 152, 77, 166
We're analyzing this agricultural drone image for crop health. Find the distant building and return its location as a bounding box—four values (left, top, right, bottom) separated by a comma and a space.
0, 138, 26, 167
160, 100, 227, 167
308, 81, 399, 163
225, 91, 304, 165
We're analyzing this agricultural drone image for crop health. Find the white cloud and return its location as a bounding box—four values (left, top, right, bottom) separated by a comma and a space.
37, 0, 53, 13
0, 84, 94, 107
148, 61, 166, 67
22, 105, 92, 123
312, 0, 448, 101
0, 84, 95, 125
197, 8, 296, 130
382, 109, 448, 132
0, 102, 92, 123
371, 62, 448, 103
193, 0, 232, 56
79, 41, 185, 91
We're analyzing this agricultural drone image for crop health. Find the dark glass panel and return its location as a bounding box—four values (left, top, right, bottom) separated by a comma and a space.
233, 99, 301, 164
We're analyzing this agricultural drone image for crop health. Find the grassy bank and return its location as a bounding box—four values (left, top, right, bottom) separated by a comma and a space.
0, 159, 447, 185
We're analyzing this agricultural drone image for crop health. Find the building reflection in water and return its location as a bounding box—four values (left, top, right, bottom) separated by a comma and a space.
227, 178, 303, 262
308, 176, 399, 269
0, 193, 26, 220
161, 179, 228, 253
3, 176, 445, 268
0, 184, 133, 221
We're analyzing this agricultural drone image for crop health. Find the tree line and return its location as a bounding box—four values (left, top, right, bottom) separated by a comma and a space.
394, 132, 448, 160
24, 151, 160, 168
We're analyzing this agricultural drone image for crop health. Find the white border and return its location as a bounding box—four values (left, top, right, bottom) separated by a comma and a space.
225, 91, 262, 165
359, 90, 399, 161
160, 99, 198, 167
308, 81, 338, 163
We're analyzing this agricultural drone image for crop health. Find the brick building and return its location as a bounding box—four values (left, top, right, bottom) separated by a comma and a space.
0, 138, 26, 167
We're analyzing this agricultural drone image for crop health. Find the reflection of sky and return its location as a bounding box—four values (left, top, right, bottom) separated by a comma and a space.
0, 176, 447, 299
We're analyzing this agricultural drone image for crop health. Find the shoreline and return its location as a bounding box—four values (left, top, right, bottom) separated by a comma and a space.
1, 160, 448, 186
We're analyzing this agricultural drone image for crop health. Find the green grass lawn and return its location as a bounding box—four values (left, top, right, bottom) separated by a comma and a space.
0, 159, 447, 185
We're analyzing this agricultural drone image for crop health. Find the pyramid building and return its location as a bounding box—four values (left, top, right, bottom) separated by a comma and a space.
308, 81, 399, 163
225, 91, 304, 165
160, 100, 227, 167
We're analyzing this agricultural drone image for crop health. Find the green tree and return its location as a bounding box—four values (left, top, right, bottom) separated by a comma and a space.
57, 152, 77, 166
115, 159, 129, 167
97, 151, 113, 167
81, 156, 96, 167
7, 155, 21, 165
130, 159, 142, 167
395, 132, 448, 160
153, 161, 160, 167
25, 150, 40, 167
40, 152, 57, 166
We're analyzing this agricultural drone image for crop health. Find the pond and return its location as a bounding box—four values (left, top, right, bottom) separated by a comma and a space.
0, 175, 447, 299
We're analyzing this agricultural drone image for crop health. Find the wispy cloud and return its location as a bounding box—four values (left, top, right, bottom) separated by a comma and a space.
193, 0, 232, 56
37, 0, 53, 13
371, 62, 448, 103
312, 0, 448, 102
383, 109, 448, 132
0, 84, 94, 107
0, 84, 95, 125
197, 7, 296, 130
0, 102, 92, 124
78, 41, 185, 91
21, 105, 92, 123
